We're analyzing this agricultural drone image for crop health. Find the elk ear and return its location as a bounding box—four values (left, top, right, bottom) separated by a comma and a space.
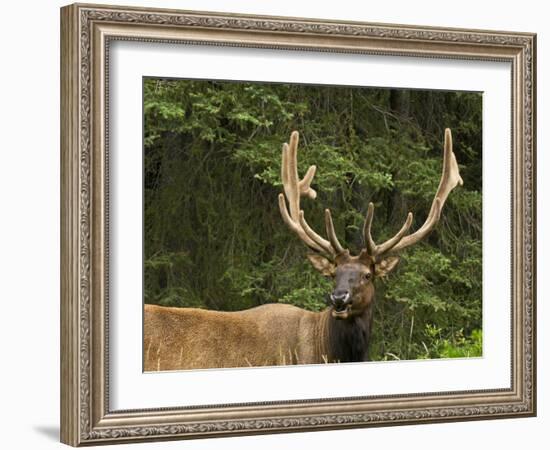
375, 256, 400, 277
307, 254, 336, 277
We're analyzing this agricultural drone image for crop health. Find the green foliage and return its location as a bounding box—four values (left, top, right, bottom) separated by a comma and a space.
143, 78, 483, 361
421, 326, 483, 359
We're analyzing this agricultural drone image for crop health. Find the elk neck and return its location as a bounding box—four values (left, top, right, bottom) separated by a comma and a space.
320, 291, 375, 363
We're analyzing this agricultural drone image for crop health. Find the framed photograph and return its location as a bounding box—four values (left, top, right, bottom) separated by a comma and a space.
60, 3, 536, 446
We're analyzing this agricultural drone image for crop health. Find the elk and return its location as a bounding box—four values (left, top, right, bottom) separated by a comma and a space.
144, 129, 462, 371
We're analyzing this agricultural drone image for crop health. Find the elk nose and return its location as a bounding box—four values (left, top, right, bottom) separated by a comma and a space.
330, 290, 350, 306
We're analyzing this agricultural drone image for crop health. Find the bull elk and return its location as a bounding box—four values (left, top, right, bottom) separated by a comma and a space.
144, 129, 462, 371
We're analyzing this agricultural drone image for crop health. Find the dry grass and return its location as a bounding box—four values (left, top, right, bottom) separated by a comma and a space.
156, 342, 162, 371
146, 338, 338, 371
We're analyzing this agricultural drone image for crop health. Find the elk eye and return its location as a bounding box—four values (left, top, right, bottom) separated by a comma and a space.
364, 273, 371, 280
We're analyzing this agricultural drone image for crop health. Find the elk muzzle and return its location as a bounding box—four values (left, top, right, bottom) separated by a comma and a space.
330, 289, 352, 319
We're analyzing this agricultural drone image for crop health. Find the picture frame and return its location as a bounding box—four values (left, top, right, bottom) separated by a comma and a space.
60, 2, 536, 446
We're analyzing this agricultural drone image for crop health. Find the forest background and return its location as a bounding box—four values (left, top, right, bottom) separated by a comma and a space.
143, 78, 483, 361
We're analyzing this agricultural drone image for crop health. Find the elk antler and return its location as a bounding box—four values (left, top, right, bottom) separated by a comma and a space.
362, 128, 463, 260
278, 131, 346, 258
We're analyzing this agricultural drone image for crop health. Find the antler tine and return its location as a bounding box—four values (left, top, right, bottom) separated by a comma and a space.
279, 131, 346, 258
298, 211, 335, 256
324, 209, 346, 255
362, 202, 377, 256
376, 212, 414, 255
363, 203, 413, 258
363, 128, 462, 259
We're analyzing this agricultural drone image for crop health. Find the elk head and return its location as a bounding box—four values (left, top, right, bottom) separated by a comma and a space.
279, 130, 463, 320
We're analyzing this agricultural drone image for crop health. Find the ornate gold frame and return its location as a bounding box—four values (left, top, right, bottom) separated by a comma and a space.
60, 3, 536, 446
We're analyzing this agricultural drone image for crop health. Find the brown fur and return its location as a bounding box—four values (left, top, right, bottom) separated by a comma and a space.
144, 303, 336, 370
